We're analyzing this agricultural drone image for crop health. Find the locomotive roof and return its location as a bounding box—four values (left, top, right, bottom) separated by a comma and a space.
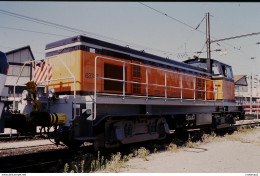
184, 58, 232, 67
46, 35, 209, 75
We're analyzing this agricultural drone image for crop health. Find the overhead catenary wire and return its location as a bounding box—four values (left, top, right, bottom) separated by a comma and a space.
0, 25, 196, 61
139, 2, 220, 59
0, 7, 253, 61
138, 2, 260, 73
0, 6, 208, 59
0, 7, 222, 59
211, 31, 260, 43
138, 2, 205, 35
197, 42, 207, 57
0, 44, 45, 55
0, 9, 94, 36
0, 26, 70, 37
138, 2, 252, 56
0, 9, 208, 61
0, 9, 187, 58
195, 16, 205, 30
0, 24, 198, 60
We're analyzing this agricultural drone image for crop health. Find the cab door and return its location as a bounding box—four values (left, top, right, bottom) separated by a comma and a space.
212, 61, 235, 100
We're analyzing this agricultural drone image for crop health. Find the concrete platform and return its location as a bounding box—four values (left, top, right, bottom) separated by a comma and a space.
235, 119, 260, 126
1, 126, 54, 136
0, 139, 53, 149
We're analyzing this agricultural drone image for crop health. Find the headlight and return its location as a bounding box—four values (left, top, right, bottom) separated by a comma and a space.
49, 88, 55, 98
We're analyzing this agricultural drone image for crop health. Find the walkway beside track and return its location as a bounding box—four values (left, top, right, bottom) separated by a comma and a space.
0, 139, 52, 149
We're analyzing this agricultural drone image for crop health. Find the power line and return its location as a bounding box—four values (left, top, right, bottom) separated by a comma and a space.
138, 2, 205, 35
0, 25, 195, 60
138, 2, 213, 59
197, 42, 206, 57
0, 9, 125, 43
0, 9, 185, 58
138, 2, 252, 56
0, 44, 45, 55
0, 7, 249, 61
195, 16, 205, 30
0, 26, 70, 37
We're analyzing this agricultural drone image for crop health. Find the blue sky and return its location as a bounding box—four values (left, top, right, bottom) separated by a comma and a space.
0, 2, 260, 76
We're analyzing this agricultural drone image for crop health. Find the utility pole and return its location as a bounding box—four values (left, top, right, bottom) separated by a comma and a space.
206, 12, 211, 74
256, 75, 259, 119
250, 72, 252, 114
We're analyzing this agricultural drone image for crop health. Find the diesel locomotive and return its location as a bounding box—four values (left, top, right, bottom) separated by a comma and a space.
0, 35, 244, 148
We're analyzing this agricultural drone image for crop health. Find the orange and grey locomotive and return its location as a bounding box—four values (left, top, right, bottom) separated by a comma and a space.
0, 35, 244, 148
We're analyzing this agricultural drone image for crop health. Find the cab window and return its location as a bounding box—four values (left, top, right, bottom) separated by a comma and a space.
221, 64, 233, 79
212, 62, 220, 76
226, 66, 233, 79
221, 65, 227, 77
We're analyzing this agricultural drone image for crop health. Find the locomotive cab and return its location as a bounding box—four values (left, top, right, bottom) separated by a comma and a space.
211, 60, 233, 80
184, 58, 235, 101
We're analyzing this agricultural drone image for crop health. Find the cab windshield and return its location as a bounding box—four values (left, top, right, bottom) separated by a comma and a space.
221, 64, 233, 79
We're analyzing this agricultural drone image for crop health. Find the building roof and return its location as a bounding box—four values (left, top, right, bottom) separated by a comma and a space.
234, 75, 247, 86
5, 46, 35, 86
5, 45, 35, 60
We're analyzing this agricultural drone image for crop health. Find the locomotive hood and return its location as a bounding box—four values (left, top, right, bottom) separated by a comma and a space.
45, 35, 210, 76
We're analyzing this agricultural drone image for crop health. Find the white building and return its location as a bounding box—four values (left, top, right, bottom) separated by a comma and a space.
235, 75, 260, 114
5, 46, 44, 109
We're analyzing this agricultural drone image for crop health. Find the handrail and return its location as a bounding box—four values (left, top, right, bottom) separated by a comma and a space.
96, 56, 213, 80
94, 55, 219, 120
13, 60, 35, 109
57, 55, 76, 98
45, 55, 77, 122
13, 56, 77, 119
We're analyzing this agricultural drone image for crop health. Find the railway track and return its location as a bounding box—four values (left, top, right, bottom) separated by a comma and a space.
0, 148, 70, 173
0, 144, 95, 173
0, 118, 259, 173
0, 131, 54, 141
0, 134, 40, 141
0, 143, 54, 151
